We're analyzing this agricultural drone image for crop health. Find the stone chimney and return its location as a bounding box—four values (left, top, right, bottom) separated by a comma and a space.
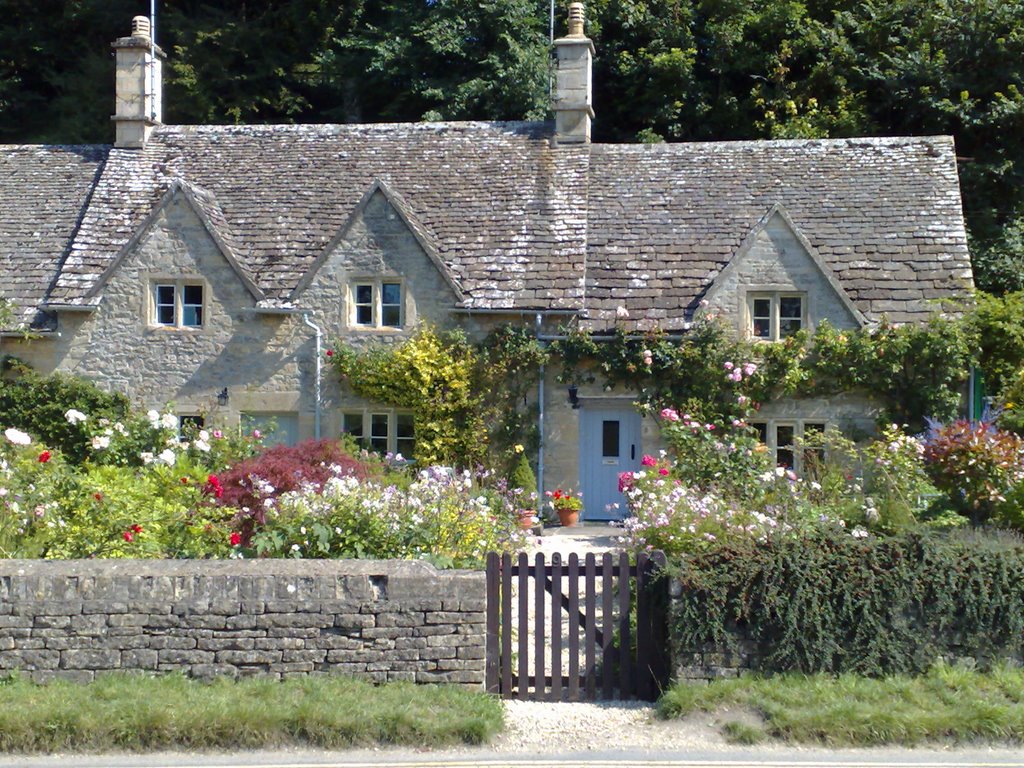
111, 16, 164, 148
553, 2, 594, 144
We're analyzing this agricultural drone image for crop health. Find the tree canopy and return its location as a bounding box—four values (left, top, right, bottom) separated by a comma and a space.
2, 0, 1022, 291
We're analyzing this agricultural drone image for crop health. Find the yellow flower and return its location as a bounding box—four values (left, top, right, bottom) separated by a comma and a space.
1006, 402, 1015, 410
514, 444, 524, 454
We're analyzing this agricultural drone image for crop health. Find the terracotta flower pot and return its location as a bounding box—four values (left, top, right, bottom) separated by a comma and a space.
518, 509, 537, 531
556, 508, 580, 527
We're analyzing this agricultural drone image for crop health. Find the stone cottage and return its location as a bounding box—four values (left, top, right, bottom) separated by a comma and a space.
0, 6, 974, 520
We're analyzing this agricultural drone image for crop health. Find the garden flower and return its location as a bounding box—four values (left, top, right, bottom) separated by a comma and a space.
122, 530, 134, 542
140, 452, 154, 464
4, 428, 31, 446
660, 408, 680, 422
90, 435, 110, 450
326, 349, 334, 357
230, 532, 242, 546
64, 409, 87, 425
38, 450, 51, 463
213, 429, 223, 439
724, 361, 734, 370
157, 448, 175, 465
743, 363, 757, 376
641, 455, 657, 467
147, 409, 160, 426
253, 429, 262, 439
659, 467, 669, 476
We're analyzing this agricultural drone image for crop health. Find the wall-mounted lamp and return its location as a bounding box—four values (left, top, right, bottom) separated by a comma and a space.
216, 387, 229, 406
567, 384, 580, 409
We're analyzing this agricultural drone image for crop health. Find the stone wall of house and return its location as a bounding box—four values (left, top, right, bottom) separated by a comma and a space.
708, 212, 862, 336
0, 559, 486, 686
11, 187, 467, 442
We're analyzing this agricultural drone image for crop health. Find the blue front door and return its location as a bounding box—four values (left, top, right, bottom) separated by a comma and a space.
579, 406, 642, 521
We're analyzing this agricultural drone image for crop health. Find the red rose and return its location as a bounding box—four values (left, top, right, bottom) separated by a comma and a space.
131, 524, 143, 534
326, 349, 334, 357
93, 492, 103, 501
38, 450, 51, 463
180, 477, 189, 484
230, 532, 242, 547
122, 531, 134, 542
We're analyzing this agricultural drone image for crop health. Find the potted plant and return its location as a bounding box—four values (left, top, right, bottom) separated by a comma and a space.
547, 488, 583, 527
509, 450, 538, 530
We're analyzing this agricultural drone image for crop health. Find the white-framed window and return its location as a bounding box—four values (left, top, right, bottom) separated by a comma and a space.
240, 412, 299, 447
341, 409, 415, 459
748, 292, 805, 341
151, 280, 205, 328
350, 280, 403, 329
750, 420, 826, 473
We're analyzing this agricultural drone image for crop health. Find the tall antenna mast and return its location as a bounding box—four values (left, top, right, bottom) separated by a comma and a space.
150, 0, 157, 121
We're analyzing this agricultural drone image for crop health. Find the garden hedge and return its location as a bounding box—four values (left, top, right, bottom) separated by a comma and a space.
672, 529, 1024, 676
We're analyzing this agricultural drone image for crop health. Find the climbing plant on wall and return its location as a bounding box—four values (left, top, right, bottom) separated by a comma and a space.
330, 324, 547, 468
551, 313, 975, 433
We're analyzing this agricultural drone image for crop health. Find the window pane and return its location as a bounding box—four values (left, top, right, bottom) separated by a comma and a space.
751, 422, 768, 444
775, 425, 795, 469
370, 413, 389, 453
183, 285, 203, 305
602, 420, 620, 458
155, 285, 175, 325
779, 297, 802, 337
355, 305, 373, 325
355, 285, 372, 304
343, 413, 364, 440
396, 413, 415, 459
182, 305, 202, 326
802, 423, 826, 474
179, 415, 204, 441
381, 283, 401, 305
752, 298, 771, 338
381, 304, 401, 327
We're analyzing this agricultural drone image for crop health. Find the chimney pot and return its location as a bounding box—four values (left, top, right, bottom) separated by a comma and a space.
131, 16, 151, 40
567, 3, 585, 37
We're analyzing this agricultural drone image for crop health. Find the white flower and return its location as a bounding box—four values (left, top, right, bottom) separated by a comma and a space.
147, 409, 160, 425
291, 544, 300, 552
194, 439, 210, 453
4, 428, 31, 446
160, 413, 178, 430
198, 430, 209, 442
140, 452, 154, 465
851, 527, 869, 539
64, 409, 87, 425
113, 422, 127, 435
90, 435, 110, 450
157, 448, 176, 465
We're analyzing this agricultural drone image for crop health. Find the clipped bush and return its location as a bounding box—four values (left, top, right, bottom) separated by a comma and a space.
0, 369, 129, 463
215, 439, 377, 527
508, 452, 537, 510
672, 529, 1024, 677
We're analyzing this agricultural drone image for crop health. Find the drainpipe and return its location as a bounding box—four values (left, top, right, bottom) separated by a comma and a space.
536, 313, 545, 509
301, 313, 322, 439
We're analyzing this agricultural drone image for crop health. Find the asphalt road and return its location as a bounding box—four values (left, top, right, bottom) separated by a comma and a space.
1, 747, 1021, 768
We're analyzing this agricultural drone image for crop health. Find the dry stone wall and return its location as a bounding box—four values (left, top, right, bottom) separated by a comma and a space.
0, 559, 485, 686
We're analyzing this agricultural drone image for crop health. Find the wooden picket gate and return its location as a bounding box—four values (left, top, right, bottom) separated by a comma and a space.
484, 550, 669, 701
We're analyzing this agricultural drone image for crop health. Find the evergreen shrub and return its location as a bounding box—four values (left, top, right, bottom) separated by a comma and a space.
672, 529, 1024, 676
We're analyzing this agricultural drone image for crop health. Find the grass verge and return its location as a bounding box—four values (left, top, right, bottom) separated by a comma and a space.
0, 673, 503, 753
658, 663, 1024, 746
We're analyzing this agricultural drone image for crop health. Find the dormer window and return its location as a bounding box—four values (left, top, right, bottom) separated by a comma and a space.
749, 292, 804, 341
351, 280, 403, 329
151, 281, 205, 328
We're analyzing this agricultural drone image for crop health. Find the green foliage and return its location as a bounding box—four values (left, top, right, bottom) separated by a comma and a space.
332, 324, 545, 468
671, 529, 1024, 677
659, 664, 1024, 746
922, 419, 1024, 526
508, 451, 537, 510
554, 314, 973, 433
332, 325, 486, 466
0, 368, 130, 463
249, 466, 525, 567
0, 673, 503, 752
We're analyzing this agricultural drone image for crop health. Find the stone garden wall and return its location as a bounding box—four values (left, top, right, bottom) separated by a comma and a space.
0, 559, 485, 686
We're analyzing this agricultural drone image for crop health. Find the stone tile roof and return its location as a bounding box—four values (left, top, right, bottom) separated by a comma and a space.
0, 124, 972, 329
50, 122, 589, 312
0, 145, 108, 322
585, 136, 973, 327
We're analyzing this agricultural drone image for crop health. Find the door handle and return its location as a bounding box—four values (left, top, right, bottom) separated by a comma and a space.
631, 444, 635, 460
